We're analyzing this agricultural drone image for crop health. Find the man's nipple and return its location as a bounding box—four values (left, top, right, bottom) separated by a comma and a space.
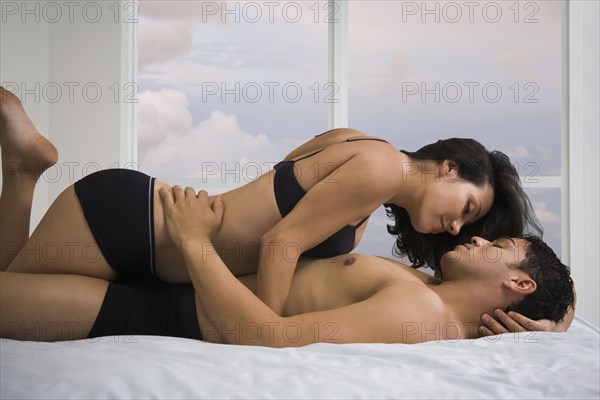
344, 257, 356, 266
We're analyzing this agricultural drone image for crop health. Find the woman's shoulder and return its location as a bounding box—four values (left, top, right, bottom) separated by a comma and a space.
347, 135, 398, 160
319, 128, 391, 145
316, 127, 368, 140
284, 128, 381, 161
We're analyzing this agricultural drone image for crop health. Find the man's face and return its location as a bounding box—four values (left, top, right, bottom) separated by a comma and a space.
440, 236, 530, 279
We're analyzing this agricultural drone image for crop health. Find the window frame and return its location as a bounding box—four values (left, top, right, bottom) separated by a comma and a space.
128, 0, 598, 324
324, 0, 598, 324
327, 0, 565, 242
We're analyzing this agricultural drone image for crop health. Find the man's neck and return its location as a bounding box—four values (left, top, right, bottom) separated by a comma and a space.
429, 280, 509, 339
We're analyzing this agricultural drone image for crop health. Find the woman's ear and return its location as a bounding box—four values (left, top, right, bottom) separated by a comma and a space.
441, 160, 459, 181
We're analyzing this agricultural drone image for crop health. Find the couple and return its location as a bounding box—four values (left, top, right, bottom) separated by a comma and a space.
0, 87, 574, 345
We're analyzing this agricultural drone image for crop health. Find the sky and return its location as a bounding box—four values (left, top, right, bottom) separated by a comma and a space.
136, 0, 563, 261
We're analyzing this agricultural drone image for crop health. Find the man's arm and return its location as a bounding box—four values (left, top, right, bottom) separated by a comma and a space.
159, 186, 448, 346
185, 242, 443, 346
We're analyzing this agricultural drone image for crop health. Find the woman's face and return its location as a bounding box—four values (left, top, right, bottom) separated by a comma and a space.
409, 161, 494, 235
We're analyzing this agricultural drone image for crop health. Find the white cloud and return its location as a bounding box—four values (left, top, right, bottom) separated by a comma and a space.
496, 50, 537, 82
351, 52, 422, 96
138, 20, 193, 70
139, 1, 220, 20
504, 144, 531, 159
533, 201, 560, 223
346, 0, 560, 94
135, 2, 562, 196
139, 59, 233, 92
535, 144, 553, 161
138, 90, 302, 188
137, 89, 193, 158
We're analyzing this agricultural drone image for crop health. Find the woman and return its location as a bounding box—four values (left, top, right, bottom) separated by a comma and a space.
1, 86, 539, 315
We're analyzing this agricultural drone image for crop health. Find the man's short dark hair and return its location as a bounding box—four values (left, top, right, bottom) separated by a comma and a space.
507, 234, 575, 323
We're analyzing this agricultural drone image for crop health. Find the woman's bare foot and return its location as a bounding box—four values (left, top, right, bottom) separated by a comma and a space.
0, 86, 59, 270
0, 86, 58, 180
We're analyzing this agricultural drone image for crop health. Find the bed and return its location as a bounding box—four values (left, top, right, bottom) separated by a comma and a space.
1, 316, 598, 399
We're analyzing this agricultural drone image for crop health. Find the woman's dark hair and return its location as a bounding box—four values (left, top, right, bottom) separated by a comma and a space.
506, 234, 574, 323
385, 138, 542, 272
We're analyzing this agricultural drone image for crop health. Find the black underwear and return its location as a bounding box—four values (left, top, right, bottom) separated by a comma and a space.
88, 278, 202, 340
74, 169, 156, 282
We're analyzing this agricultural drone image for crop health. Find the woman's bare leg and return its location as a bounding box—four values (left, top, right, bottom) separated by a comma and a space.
1, 87, 116, 280
0, 271, 108, 341
6, 186, 117, 280
0, 87, 57, 270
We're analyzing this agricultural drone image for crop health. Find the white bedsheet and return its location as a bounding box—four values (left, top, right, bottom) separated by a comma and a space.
1, 316, 598, 400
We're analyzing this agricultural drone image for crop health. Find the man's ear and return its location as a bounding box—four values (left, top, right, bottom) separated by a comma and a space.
441, 160, 459, 181
503, 276, 537, 295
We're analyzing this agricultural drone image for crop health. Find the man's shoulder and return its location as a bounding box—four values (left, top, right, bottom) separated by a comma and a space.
376, 281, 450, 318
372, 282, 455, 343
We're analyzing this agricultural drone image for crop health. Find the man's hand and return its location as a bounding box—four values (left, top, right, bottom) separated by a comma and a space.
479, 306, 575, 336
159, 186, 224, 250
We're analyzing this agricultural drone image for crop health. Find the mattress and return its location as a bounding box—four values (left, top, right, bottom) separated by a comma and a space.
1, 316, 598, 399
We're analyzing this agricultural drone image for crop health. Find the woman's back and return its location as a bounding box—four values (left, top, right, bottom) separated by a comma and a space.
152, 129, 399, 281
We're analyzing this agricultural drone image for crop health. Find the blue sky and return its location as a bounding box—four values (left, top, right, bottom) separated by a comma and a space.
136, 0, 562, 260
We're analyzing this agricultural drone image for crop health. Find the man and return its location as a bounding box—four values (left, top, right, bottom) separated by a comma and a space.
0, 187, 574, 344
0, 86, 572, 344
157, 187, 575, 346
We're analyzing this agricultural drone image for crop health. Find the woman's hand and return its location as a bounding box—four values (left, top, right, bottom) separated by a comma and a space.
159, 186, 224, 250
479, 306, 575, 336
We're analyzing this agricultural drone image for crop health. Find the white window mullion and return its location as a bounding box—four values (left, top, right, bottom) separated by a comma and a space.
520, 176, 562, 189
121, 0, 138, 166
561, 0, 570, 264
567, 0, 600, 326
328, 0, 348, 129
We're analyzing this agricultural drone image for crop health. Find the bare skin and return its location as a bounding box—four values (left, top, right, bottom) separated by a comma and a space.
0, 88, 58, 271
0, 239, 574, 343
0, 87, 572, 338
4, 130, 378, 280
152, 187, 574, 346
1, 86, 494, 316
0, 253, 436, 342
4, 204, 562, 345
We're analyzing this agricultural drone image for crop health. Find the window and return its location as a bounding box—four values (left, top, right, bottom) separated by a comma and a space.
137, 0, 328, 194
138, 0, 564, 259
346, 0, 563, 257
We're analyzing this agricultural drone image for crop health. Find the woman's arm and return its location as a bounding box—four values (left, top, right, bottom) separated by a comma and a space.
158, 186, 441, 346
257, 145, 400, 314
479, 287, 577, 335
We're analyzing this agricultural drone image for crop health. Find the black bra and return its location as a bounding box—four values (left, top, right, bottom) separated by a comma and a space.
273, 138, 388, 258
